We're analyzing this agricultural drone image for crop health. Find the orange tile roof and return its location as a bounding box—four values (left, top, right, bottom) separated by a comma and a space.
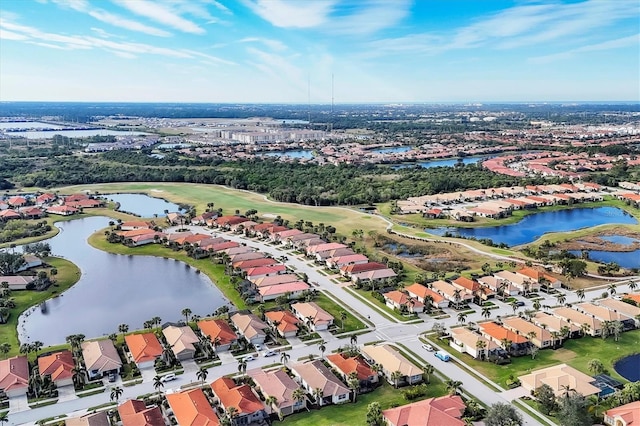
265, 310, 300, 334
382, 395, 466, 426
197, 319, 237, 346
0, 355, 29, 392
479, 322, 529, 344
626, 293, 640, 304
167, 388, 219, 426
604, 401, 640, 426
38, 350, 74, 382
383, 290, 424, 308
326, 353, 375, 381
118, 399, 165, 426
211, 377, 265, 415
405, 283, 445, 303
124, 333, 163, 364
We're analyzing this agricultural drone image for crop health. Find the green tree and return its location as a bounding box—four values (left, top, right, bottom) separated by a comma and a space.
557, 391, 591, 426
422, 363, 435, 384
181, 307, 192, 324
153, 375, 164, 399
366, 401, 384, 426
534, 384, 557, 415
588, 359, 605, 375
390, 370, 403, 389
196, 367, 208, 385
110, 386, 123, 403
485, 402, 523, 426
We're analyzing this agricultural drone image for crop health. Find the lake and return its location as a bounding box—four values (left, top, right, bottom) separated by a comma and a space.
429, 207, 638, 246
392, 155, 491, 169
18, 216, 228, 346
260, 150, 314, 159
105, 193, 183, 217
371, 146, 412, 154
0, 121, 64, 130
569, 249, 640, 269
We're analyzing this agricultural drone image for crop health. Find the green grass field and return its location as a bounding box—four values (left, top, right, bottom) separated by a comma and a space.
432, 329, 640, 388
1, 257, 81, 356
313, 293, 366, 333
281, 380, 447, 425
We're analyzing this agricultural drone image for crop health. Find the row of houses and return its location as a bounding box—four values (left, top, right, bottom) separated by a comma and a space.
449, 296, 640, 361
384, 267, 561, 313
614, 191, 640, 207
397, 182, 603, 215
0, 192, 105, 220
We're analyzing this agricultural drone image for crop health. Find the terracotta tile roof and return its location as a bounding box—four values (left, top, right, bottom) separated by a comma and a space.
383, 290, 424, 309
382, 395, 466, 426
360, 344, 422, 378
230, 312, 269, 341
252, 274, 299, 287
124, 333, 163, 364
233, 258, 277, 270
326, 353, 376, 381
118, 399, 165, 426
211, 377, 265, 415
38, 350, 75, 382
265, 310, 300, 335
290, 302, 334, 326
0, 209, 20, 219
162, 326, 199, 356
0, 355, 29, 392
340, 262, 387, 275
258, 282, 310, 298
65, 411, 110, 426
479, 322, 529, 344
167, 388, 219, 426
197, 319, 237, 347
604, 401, 640, 426
452, 276, 479, 292
249, 368, 302, 410
291, 360, 350, 398
519, 364, 600, 397
81, 340, 122, 373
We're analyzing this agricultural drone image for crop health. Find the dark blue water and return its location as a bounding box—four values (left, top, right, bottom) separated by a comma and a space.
429, 207, 637, 246
392, 156, 490, 169
19, 217, 227, 345
569, 249, 640, 269
260, 150, 314, 159
614, 354, 640, 381
106, 193, 183, 217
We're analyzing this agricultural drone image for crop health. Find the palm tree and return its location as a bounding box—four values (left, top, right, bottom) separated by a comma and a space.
510, 300, 519, 314
445, 379, 463, 396
390, 370, 402, 389
550, 331, 561, 349
0, 411, 8, 425
280, 351, 291, 366
350, 334, 358, 349
318, 340, 326, 358
481, 306, 492, 320
32, 341, 43, 356
628, 281, 638, 291
608, 284, 617, 296
196, 367, 208, 385
238, 359, 247, 377
347, 372, 360, 402
313, 387, 324, 407
153, 375, 164, 398
611, 320, 623, 342
580, 322, 591, 336
340, 310, 348, 331
265, 395, 279, 417
457, 312, 467, 324
0, 343, 11, 358
422, 363, 435, 384
72, 365, 87, 389
292, 387, 307, 412
152, 316, 162, 329
555, 293, 566, 306
575, 289, 585, 302
588, 359, 605, 375
118, 323, 129, 341
533, 299, 541, 311
110, 386, 123, 403
225, 407, 238, 424
181, 308, 192, 324
500, 338, 512, 353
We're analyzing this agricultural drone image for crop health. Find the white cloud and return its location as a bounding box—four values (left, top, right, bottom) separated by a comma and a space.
329, 0, 412, 36
529, 33, 640, 63
112, 0, 206, 34
89, 9, 172, 37
0, 28, 29, 41
245, 47, 307, 93
238, 37, 287, 51
241, 0, 336, 28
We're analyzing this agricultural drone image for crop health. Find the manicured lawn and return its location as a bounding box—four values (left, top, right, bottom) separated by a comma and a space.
50, 182, 391, 236
88, 232, 247, 309
281, 380, 447, 425
1, 257, 81, 356
431, 329, 640, 388
312, 293, 366, 333
349, 287, 419, 322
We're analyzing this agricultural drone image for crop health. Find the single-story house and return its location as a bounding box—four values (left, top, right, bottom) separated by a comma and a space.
230, 312, 269, 345
166, 388, 220, 426
449, 327, 499, 360
81, 340, 122, 380
0, 355, 29, 397
265, 310, 301, 338
382, 395, 466, 426
38, 350, 75, 387
478, 321, 530, 356
124, 332, 164, 369
501, 316, 553, 348
519, 364, 600, 397
290, 302, 334, 331
118, 399, 164, 426
551, 307, 602, 336
383, 290, 424, 313
162, 325, 199, 361
211, 377, 267, 425
0, 275, 36, 290
326, 353, 378, 392
360, 344, 422, 387
405, 283, 449, 309
351, 268, 398, 284
65, 411, 110, 426
603, 401, 640, 426
257, 281, 310, 302
291, 360, 351, 407
197, 319, 238, 351
249, 368, 307, 418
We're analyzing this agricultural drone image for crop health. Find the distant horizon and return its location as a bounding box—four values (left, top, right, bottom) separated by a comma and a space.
1, 1, 638, 103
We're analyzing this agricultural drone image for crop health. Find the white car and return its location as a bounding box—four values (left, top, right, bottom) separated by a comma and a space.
160, 373, 177, 383
242, 355, 255, 362
263, 350, 277, 357
421, 344, 434, 352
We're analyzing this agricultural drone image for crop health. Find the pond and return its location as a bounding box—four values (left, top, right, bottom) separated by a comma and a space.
569, 249, 640, 269
600, 235, 639, 245
392, 155, 492, 169
105, 193, 183, 217
5, 129, 151, 139
614, 354, 640, 382
18, 216, 228, 346
428, 207, 638, 246
260, 150, 314, 159
371, 146, 412, 154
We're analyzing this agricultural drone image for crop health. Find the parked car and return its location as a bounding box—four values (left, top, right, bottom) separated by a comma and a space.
434, 351, 450, 362
108, 372, 117, 382
263, 350, 277, 357
254, 344, 263, 351
161, 373, 177, 383
515, 301, 526, 307
242, 355, 255, 362
421, 344, 434, 352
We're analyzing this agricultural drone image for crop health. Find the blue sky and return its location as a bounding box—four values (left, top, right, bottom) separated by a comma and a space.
0, 0, 638, 103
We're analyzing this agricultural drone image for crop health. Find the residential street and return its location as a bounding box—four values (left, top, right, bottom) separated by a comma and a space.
7, 224, 639, 425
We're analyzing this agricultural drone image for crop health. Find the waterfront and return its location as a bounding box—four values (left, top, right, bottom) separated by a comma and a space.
260, 149, 314, 159
392, 155, 491, 169
19, 216, 227, 345
105, 193, 183, 217
429, 207, 638, 246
